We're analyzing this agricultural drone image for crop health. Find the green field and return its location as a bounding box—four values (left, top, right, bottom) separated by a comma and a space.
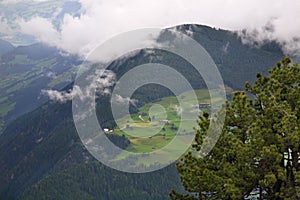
0, 102, 16, 117
109, 89, 216, 154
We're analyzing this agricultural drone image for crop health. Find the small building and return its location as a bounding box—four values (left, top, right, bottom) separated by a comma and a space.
159, 119, 169, 124
199, 103, 211, 108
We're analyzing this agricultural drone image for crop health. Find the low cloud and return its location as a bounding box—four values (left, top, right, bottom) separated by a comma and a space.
238, 18, 300, 56
41, 85, 82, 103
0, 0, 49, 4
173, 105, 183, 116
2, 0, 300, 56
42, 69, 116, 103
19, 18, 60, 46
45, 71, 57, 79
0, 19, 14, 36
112, 94, 138, 107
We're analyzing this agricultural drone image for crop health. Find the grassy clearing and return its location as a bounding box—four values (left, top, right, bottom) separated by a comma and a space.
111, 89, 212, 154
0, 97, 8, 104
0, 102, 16, 117
5, 76, 39, 94
8, 55, 29, 65
47, 69, 77, 87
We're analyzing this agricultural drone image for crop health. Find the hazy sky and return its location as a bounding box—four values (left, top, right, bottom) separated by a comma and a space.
1, 0, 300, 56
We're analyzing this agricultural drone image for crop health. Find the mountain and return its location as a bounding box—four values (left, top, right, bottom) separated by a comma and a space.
0, 40, 14, 56
0, 24, 287, 199
0, 42, 81, 134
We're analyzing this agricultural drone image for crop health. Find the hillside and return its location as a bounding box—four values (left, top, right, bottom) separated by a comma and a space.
0, 43, 81, 133
0, 24, 288, 199
0, 40, 14, 56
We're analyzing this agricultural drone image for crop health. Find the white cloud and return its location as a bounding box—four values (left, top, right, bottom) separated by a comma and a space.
0, 0, 49, 4
174, 105, 183, 116
45, 71, 57, 79
41, 85, 81, 103
113, 94, 138, 107
19, 18, 60, 46
42, 69, 116, 103
0, 18, 14, 35
4, 0, 300, 56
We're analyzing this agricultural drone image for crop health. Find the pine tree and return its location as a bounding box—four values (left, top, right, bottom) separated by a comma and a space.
170, 57, 300, 199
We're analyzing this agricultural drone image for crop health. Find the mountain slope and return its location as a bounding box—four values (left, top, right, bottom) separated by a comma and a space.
0, 42, 81, 134
0, 100, 183, 200
0, 24, 287, 200
176, 24, 283, 89
0, 40, 14, 56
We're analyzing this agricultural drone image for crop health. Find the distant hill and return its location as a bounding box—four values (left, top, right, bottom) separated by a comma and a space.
0, 39, 14, 56
0, 24, 289, 200
8, 43, 58, 60
0, 42, 81, 134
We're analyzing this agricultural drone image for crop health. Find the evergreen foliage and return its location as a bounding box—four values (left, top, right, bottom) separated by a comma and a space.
170, 57, 300, 199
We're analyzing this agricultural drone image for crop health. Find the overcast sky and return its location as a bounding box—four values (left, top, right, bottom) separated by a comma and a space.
1, 0, 300, 56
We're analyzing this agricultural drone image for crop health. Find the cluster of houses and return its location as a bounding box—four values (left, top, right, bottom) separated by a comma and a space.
104, 103, 210, 134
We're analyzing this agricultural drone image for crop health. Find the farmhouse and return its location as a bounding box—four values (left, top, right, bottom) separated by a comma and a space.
103, 128, 112, 133
159, 119, 169, 124
199, 103, 211, 108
